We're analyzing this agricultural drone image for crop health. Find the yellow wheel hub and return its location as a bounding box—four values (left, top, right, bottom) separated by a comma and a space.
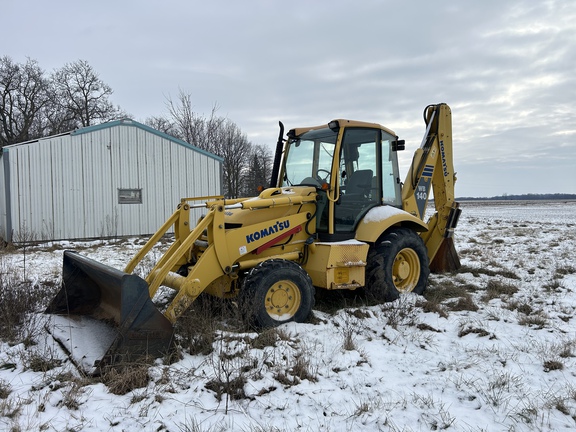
265, 280, 301, 321
392, 248, 420, 292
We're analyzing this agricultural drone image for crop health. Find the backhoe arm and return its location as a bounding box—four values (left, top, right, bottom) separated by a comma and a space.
402, 103, 461, 271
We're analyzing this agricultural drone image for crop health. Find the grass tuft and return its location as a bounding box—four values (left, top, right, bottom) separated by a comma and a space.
100, 363, 151, 395
457, 265, 521, 280
0, 379, 11, 399
543, 280, 563, 292
448, 296, 479, 312
205, 375, 247, 402
0, 277, 54, 342
505, 300, 533, 315
543, 360, 564, 372
420, 279, 479, 316
251, 328, 280, 349
175, 296, 239, 356
555, 265, 576, 276
21, 345, 63, 373
482, 279, 519, 302
518, 312, 548, 329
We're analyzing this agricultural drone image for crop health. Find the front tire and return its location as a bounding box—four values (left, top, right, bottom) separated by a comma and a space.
240, 260, 315, 328
366, 227, 430, 302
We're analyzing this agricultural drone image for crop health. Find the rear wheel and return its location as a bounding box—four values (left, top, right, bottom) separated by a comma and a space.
366, 227, 429, 302
240, 259, 315, 328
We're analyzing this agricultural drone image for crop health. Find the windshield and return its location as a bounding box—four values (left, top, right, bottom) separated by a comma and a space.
281, 127, 338, 187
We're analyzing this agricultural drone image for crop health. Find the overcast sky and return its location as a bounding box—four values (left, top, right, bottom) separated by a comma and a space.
4, 0, 576, 197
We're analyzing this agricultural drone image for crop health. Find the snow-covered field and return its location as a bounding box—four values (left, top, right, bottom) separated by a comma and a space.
1, 200, 576, 431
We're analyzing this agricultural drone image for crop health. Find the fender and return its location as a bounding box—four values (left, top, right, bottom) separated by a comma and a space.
355, 205, 428, 244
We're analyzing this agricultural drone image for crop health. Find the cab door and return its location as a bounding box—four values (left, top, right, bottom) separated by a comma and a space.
326, 127, 402, 238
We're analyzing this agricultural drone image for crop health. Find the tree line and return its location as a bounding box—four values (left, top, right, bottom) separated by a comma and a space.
145, 90, 272, 198
0, 57, 126, 146
0, 56, 272, 198
457, 193, 576, 201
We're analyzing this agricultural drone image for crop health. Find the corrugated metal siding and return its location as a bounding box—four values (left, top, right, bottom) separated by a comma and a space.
0, 153, 7, 239
1, 121, 222, 242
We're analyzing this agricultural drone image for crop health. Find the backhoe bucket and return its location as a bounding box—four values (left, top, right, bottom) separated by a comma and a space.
429, 237, 461, 273
46, 250, 174, 375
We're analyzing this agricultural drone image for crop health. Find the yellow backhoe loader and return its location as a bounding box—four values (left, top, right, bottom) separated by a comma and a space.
46, 103, 461, 374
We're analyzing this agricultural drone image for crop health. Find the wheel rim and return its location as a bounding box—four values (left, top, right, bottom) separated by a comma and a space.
265, 280, 302, 321
392, 248, 421, 292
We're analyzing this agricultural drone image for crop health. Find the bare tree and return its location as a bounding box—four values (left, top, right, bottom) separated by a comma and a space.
0, 56, 50, 148
51, 59, 122, 128
42, 85, 81, 136
157, 89, 274, 198
1, 57, 128, 144
144, 115, 179, 137
217, 119, 251, 198
242, 144, 273, 196
166, 89, 224, 154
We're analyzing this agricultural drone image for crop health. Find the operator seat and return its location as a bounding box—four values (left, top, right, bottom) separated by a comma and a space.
336, 169, 375, 229
344, 169, 373, 197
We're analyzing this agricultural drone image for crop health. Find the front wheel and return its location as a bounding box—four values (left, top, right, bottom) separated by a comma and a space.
366, 227, 430, 302
240, 259, 315, 328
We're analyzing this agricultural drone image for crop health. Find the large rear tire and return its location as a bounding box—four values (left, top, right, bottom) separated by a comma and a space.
240, 259, 315, 328
366, 227, 430, 302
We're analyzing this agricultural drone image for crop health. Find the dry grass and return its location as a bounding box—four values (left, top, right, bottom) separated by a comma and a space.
250, 327, 291, 350
0, 279, 42, 342
456, 265, 521, 280
505, 299, 533, 315
313, 288, 368, 315
203, 337, 264, 413
518, 312, 549, 329
100, 363, 152, 395
379, 297, 420, 329
59, 382, 86, 410
555, 265, 576, 276
175, 295, 242, 356
205, 375, 248, 402
341, 325, 357, 351
274, 354, 318, 387
1, 207, 575, 431
481, 279, 519, 302
21, 347, 63, 373
0, 379, 11, 399
448, 295, 479, 312
0, 250, 61, 345
0, 397, 20, 421
543, 279, 563, 292
419, 278, 479, 317
426, 280, 470, 301
458, 327, 491, 338
543, 360, 564, 372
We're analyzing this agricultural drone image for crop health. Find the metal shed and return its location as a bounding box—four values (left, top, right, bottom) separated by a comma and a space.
0, 119, 223, 242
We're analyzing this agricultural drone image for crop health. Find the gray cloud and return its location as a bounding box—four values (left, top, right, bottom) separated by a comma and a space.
4, 0, 576, 196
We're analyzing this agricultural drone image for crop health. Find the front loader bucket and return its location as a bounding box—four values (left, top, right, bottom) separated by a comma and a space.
46, 250, 174, 375
429, 237, 461, 273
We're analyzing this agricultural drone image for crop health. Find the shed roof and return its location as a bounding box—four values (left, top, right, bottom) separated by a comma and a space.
2, 119, 224, 162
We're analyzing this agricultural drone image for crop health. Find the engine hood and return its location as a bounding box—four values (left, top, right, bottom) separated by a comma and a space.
224, 186, 318, 227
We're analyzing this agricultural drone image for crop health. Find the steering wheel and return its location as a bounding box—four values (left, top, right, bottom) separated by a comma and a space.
316, 169, 331, 182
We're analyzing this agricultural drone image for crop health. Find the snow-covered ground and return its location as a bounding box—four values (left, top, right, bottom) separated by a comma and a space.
1, 200, 576, 431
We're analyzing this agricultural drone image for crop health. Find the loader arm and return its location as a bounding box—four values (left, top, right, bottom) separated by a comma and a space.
124, 191, 317, 324
401, 103, 461, 271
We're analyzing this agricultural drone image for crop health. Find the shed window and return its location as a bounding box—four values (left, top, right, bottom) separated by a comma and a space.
118, 188, 142, 204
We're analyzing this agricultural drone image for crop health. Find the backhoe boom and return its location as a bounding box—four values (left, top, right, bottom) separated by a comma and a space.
402, 103, 461, 271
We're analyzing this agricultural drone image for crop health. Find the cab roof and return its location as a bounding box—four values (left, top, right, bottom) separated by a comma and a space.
288, 119, 396, 139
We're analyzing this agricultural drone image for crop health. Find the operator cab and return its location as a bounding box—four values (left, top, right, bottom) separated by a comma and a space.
279, 120, 403, 240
